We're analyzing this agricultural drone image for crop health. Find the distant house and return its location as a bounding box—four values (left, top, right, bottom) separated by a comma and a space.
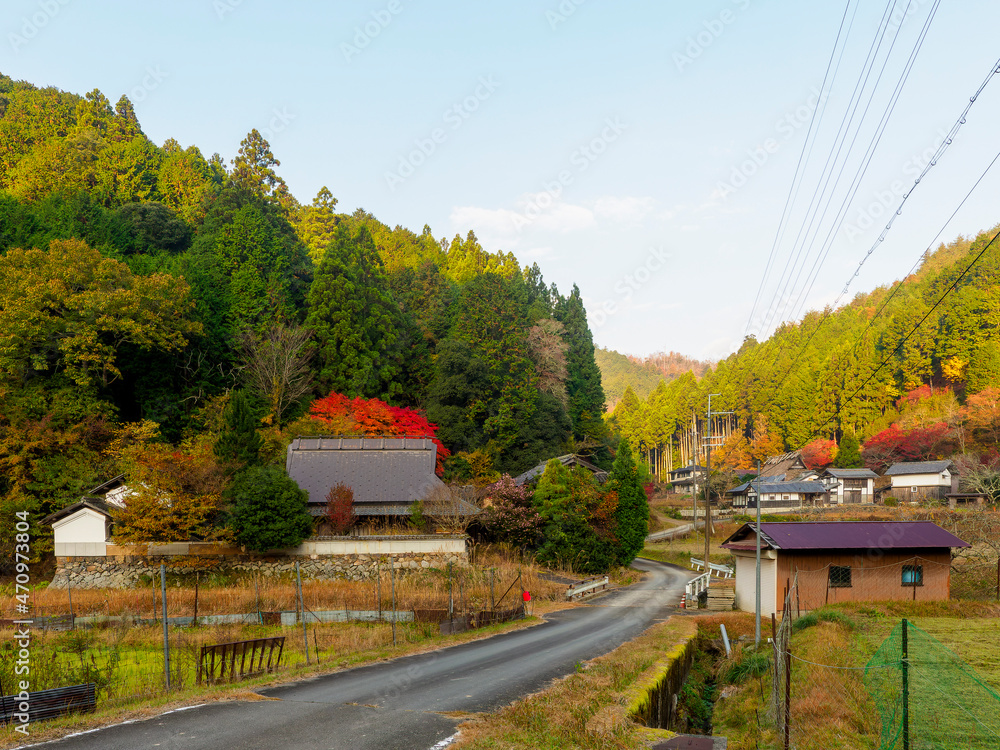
286, 437, 478, 525
513, 454, 609, 486
884, 460, 958, 502
721, 521, 969, 616
728, 480, 828, 511
667, 464, 705, 493
819, 468, 878, 505
759, 451, 814, 482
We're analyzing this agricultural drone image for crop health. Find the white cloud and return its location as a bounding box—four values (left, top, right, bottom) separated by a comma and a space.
591, 195, 655, 223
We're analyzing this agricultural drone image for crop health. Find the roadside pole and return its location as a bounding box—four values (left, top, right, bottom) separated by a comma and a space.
296, 562, 309, 664
755, 459, 762, 646
161, 564, 170, 689
390, 557, 397, 647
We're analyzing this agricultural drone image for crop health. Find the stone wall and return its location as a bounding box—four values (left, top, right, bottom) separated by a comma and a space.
51, 550, 467, 589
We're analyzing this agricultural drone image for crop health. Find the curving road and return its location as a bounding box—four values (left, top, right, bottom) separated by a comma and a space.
26, 559, 691, 750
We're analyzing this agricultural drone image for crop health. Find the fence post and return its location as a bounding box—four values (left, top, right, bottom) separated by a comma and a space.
296, 562, 310, 665
390, 557, 397, 647
771, 613, 779, 717
377, 558, 382, 622
490, 568, 495, 612
193, 572, 199, 627
448, 561, 453, 618
161, 564, 170, 689
902, 618, 910, 750
784, 627, 791, 750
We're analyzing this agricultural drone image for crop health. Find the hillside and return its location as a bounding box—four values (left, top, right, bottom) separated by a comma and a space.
610, 228, 1000, 473
0, 73, 610, 547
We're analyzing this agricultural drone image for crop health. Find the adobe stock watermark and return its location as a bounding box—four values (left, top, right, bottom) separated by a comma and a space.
8, 0, 71, 53
260, 107, 296, 141
673, 0, 751, 72
213, 0, 243, 21
128, 66, 168, 103
341, 0, 403, 63
590, 245, 671, 328
546, 0, 588, 30
510, 116, 626, 231
11, 510, 33, 736
714, 87, 827, 200
384, 76, 500, 192
841, 127, 949, 243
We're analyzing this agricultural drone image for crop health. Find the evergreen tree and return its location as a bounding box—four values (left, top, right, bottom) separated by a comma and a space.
555, 285, 606, 440
307, 223, 406, 400
214, 390, 263, 469
832, 431, 863, 469
608, 439, 648, 565
225, 466, 313, 552
967, 341, 1000, 393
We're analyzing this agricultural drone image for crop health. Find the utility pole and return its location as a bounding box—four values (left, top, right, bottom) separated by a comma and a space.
704, 394, 734, 567
755, 459, 762, 646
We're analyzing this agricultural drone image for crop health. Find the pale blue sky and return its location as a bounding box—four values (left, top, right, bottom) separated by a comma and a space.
4, 1, 1000, 360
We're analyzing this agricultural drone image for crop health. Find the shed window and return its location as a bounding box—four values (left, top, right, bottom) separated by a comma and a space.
911, 486, 918, 493
829, 566, 852, 588
902, 565, 923, 587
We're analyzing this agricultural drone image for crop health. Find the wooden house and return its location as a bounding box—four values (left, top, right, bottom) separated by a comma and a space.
721, 521, 969, 616
884, 460, 958, 502
819, 468, 878, 504
667, 464, 706, 494
513, 454, 609, 486
728, 480, 828, 511
286, 437, 478, 528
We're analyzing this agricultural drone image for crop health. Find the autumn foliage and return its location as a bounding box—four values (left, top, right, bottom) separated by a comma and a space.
801, 438, 837, 470
861, 422, 955, 472
325, 482, 355, 535
308, 392, 450, 475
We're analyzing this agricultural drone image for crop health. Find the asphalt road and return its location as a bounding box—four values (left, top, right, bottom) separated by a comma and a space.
26, 559, 691, 750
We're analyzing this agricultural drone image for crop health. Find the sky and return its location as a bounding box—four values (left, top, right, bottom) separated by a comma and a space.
4, 0, 1000, 361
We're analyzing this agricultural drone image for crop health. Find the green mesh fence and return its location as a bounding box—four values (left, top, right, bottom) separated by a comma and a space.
864, 620, 1000, 750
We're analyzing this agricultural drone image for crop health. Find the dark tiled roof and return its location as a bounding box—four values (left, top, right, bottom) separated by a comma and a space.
729, 481, 827, 494
287, 437, 446, 507
43, 499, 116, 525
722, 521, 969, 550
885, 461, 954, 476
822, 468, 878, 479
513, 454, 609, 485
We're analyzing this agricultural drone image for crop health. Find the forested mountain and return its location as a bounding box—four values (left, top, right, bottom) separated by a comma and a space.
596, 347, 712, 408
610, 229, 1000, 474
0, 73, 609, 548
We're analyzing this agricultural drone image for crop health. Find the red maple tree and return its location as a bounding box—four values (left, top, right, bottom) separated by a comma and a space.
308, 392, 450, 476
801, 438, 837, 470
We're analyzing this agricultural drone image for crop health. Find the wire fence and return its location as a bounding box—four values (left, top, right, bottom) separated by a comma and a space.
747, 575, 1000, 749
0, 559, 533, 723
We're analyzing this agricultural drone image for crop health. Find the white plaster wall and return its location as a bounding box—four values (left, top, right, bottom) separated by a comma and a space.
890, 471, 949, 489
294, 537, 467, 556
53, 509, 108, 556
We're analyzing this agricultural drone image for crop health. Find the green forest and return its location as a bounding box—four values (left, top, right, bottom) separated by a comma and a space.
0, 74, 611, 557
608, 227, 1000, 484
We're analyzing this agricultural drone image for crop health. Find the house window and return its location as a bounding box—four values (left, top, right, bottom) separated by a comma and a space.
782, 494, 790, 501
902, 565, 923, 587
911, 486, 918, 493
829, 566, 852, 588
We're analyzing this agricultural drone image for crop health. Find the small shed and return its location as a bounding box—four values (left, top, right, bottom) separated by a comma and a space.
43, 499, 115, 557
819, 468, 878, 504
721, 521, 969, 616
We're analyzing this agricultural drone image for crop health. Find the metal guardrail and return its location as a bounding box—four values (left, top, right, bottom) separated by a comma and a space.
690, 558, 734, 578
565, 576, 610, 600
0, 683, 96, 724
685, 572, 711, 599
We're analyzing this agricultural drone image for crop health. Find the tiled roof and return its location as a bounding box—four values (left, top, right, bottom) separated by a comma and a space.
822, 468, 878, 479
514, 454, 609, 485
729, 480, 827, 494
885, 461, 954, 476
287, 437, 446, 507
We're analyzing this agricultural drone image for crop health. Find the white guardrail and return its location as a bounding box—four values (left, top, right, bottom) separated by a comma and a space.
690, 558, 734, 578
565, 575, 610, 600
685, 572, 711, 599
